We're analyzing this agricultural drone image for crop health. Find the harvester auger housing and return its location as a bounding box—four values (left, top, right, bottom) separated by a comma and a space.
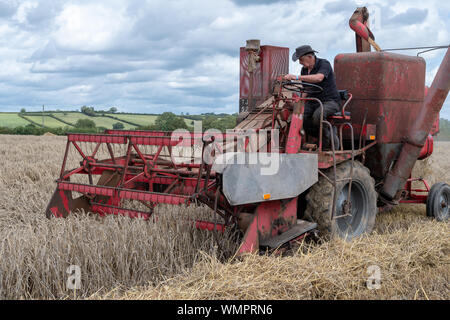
47, 8, 450, 255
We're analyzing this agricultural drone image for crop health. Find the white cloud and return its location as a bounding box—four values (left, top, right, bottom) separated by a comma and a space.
0, 0, 447, 119
53, 3, 130, 52
210, 12, 246, 29
13, 1, 37, 24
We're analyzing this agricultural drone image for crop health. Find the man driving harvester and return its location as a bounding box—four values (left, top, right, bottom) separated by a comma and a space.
284, 45, 341, 149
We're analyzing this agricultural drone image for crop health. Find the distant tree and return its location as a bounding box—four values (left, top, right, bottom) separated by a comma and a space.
202, 115, 217, 131
202, 114, 236, 132
112, 122, 124, 129
20, 108, 26, 113
75, 119, 96, 129
153, 112, 188, 131
81, 106, 96, 116
109, 107, 118, 113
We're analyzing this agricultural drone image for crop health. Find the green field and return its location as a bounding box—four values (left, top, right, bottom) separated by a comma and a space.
53, 112, 94, 125
1, 112, 211, 131
113, 114, 195, 127
111, 114, 157, 127
24, 115, 67, 128
0, 113, 30, 128
60, 113, 134, 129
0, 112, 137, 130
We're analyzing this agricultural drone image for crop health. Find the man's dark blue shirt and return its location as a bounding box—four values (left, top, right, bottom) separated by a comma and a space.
301, 57, 340, 103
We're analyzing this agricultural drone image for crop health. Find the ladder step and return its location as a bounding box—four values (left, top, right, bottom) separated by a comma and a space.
259, 220, 317, 249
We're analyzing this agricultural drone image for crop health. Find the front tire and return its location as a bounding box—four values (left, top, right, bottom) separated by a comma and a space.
305, 161, 377, 240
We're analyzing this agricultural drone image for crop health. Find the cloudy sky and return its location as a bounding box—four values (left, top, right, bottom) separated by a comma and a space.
0, 0, 449, 118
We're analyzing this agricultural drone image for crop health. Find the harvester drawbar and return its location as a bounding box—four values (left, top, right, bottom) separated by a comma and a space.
46, 7, 450, 255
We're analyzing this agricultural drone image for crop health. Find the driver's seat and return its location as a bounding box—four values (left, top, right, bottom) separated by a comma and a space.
328, 90, 352, 121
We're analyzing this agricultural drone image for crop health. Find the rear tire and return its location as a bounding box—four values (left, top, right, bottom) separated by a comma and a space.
305, 161, 377, 240
426, 182, 450, 221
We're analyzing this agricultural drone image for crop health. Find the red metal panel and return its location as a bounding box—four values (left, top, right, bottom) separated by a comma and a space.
57, 181, 189, 205
68, 133, 127, 144
240, 47, 263, 101
381, 48, 450, 199
286, 101, 305, 153
240, 45, 289, 111
58, 181, 115, 196
238, 198, 297, 254
334, 52, 426, 144
130, 135, 183, 147
195, 220, 225, 233
425, 87, 441, 137
418, 134, 434, 160
118, 188, 189, 205
431, 115, 440, 136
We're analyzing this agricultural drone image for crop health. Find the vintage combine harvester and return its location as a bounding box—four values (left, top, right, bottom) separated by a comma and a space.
46, 8, 450, 254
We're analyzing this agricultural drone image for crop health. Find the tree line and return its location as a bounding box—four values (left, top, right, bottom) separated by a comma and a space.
0, 112, 237, 135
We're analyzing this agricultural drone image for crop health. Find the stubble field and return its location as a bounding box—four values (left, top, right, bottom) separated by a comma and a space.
0, 134, 448, 300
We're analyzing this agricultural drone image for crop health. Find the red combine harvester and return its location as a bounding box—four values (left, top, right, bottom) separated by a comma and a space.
46, 8, 450, 254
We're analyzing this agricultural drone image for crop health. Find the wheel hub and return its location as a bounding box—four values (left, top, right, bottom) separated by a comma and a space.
335, 181, 368, 236
440, 194, 449, 217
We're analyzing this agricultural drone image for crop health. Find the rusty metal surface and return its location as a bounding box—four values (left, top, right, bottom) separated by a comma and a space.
239, 45, 289, 112
335, 52, 426, 144
238, 198, 298, 254
364, 143, 402, 181
349, 7, 372, 52
334, 51, 428, 186
259, 220, 317, 249
381, 48, 450, 199
418, 134, 434, 160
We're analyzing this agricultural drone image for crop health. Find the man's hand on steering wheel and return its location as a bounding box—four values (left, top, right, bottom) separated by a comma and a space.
283, 74, 298, 81
280, 76, 324, 94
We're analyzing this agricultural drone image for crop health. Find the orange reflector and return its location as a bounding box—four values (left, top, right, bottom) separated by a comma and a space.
370, 135, 376, 140
263, 194, 271, 200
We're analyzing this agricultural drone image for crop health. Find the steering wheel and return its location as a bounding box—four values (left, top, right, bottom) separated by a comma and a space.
282, 80, 323, 95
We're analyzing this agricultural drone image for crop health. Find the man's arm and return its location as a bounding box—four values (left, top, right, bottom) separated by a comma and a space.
298, 73, 324, 83
283, 73, 325, 83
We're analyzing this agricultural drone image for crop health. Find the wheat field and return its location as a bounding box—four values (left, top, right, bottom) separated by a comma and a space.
0, 135, 448, 300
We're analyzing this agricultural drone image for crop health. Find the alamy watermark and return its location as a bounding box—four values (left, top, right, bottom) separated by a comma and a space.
170, 120, 281, 176
354, 1, 382, 31
366, 265, 381, 290
66, 265, 82, 290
